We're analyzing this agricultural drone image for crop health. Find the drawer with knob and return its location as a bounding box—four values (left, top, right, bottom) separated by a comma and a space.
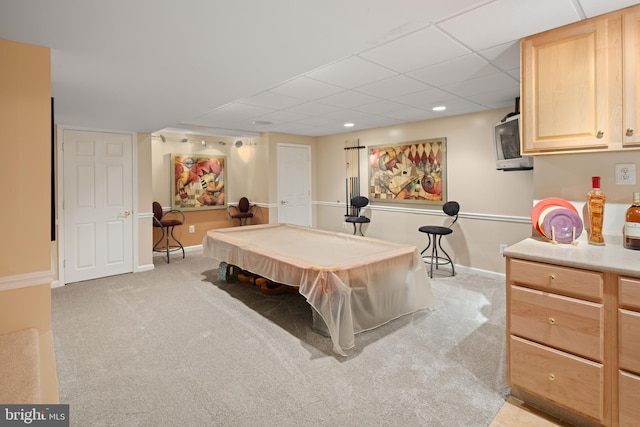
508, 258, 603, 301
619, 276, 640, 311
509, 335, 604, 422
619, 308, 640, 373
510, 285, 603, 361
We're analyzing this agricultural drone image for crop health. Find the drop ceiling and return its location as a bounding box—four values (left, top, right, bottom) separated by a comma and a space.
0, 0, 637, 137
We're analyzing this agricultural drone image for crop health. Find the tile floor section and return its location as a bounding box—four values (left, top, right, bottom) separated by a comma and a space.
490, 398, 574, 427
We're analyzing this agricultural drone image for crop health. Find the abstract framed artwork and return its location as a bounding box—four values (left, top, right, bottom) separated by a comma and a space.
369, 137, 447, 205
172, 153, 226, 211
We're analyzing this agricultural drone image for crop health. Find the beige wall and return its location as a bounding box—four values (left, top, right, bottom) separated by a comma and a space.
144, 108, 534, 274
0, 39, 53, 336
148, 133, 271, 252
0, 39, 52, 277
533, 150, 640, 238
314, 108, 533, 274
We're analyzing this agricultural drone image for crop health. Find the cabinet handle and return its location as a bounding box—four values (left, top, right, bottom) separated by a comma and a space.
596, 131, 604, 138
548, 317, 555, 325
627, 128, 635, 137
548, 274, 555, 281
548, 373, 555, 381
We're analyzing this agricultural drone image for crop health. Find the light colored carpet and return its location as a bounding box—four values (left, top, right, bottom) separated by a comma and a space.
52, 252, 509, 426
0, 327, 41, 404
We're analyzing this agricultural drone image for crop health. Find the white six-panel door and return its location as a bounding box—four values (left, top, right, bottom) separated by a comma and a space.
62, 130, 133, 283
277, 144, 311, 227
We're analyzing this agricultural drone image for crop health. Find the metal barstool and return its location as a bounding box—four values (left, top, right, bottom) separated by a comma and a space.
418, 201, 459, 277
152, 201, 185, 263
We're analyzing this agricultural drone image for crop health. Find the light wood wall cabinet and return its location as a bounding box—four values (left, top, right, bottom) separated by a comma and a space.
521, 4, 640, 154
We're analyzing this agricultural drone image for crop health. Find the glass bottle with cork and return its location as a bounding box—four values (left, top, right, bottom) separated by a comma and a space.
587, 176, 605, 245
624, 192, 640, 250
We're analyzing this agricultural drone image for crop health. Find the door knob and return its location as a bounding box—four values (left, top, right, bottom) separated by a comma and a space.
280, 200, 287, 205
122, 210, 131, 217
627, 128, 635, 137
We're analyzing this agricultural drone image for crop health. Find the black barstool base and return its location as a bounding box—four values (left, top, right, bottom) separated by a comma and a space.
420, 234, 455, 278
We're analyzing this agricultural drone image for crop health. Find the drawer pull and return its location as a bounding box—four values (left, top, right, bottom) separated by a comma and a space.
548, 274, 555, 281
548, 317, 556, 325
548, 373, 555, 381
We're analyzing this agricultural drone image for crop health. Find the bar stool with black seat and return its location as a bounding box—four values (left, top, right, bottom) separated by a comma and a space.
345, 196, 371, 236
152, 201, 185, 263
418, 201, 459, 278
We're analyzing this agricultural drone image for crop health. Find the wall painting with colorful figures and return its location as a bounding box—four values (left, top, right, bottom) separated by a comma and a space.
369, 138, 447, 205
172, 153, 226, 211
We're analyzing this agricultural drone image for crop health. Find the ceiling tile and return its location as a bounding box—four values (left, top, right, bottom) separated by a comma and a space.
382, 107, 439, 122
438, 0, 583, 51
392, 87, 459, 109
321, 109, 372, 122
185, 102, 276, 127
284, 101, 340, 116
305, 56, 397, 89
253, 109, 309, 123
468, 87, 520, 109
440, 72, 519, 98
355, 75, 431, 98
237, 91, 305, 109
479, 41, 520, 71
408, 54, 499, 88
352, 99, 411, 115
579, 0, 640, 17
316, 90, 380, 108
270, 76, 345, 100
359, 26, 471, 73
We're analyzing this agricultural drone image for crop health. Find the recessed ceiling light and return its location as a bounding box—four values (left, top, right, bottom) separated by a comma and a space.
252, 120, 272, 125
432, 106, 447, 112
344, 123, 355, 128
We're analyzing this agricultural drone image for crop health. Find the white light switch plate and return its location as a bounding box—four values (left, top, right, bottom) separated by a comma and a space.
615, 163, 636, 185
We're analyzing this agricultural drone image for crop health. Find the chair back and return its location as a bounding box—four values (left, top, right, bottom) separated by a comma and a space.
152, 202, 164, 221
350, 196, 369, 216
238, 197, 250, 213
442, 201, 460, 228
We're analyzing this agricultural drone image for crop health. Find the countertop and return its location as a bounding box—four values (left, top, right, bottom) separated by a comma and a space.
504, 234, 640, 277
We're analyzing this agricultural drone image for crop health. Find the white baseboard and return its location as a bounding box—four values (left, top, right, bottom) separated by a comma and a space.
152, 244, 203, 258
454, 264, 505, 281
136, 264, 154, 272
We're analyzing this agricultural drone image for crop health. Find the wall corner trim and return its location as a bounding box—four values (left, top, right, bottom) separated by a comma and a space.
0, 269, 56, 292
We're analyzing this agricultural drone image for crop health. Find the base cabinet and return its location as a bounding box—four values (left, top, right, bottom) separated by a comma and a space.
506, 258, 609, 424
618, 277, 640, 426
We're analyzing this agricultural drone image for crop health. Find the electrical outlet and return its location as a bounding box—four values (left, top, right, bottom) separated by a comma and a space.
188, 225, 195, 233
615, 163, 636, 185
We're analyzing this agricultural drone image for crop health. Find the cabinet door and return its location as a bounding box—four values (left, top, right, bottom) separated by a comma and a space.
619, 370, 640, 427
624, 7, 640, 146
521, 17, 611, 153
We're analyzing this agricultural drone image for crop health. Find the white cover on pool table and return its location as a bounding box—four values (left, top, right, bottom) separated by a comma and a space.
202, 224, 434, 355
